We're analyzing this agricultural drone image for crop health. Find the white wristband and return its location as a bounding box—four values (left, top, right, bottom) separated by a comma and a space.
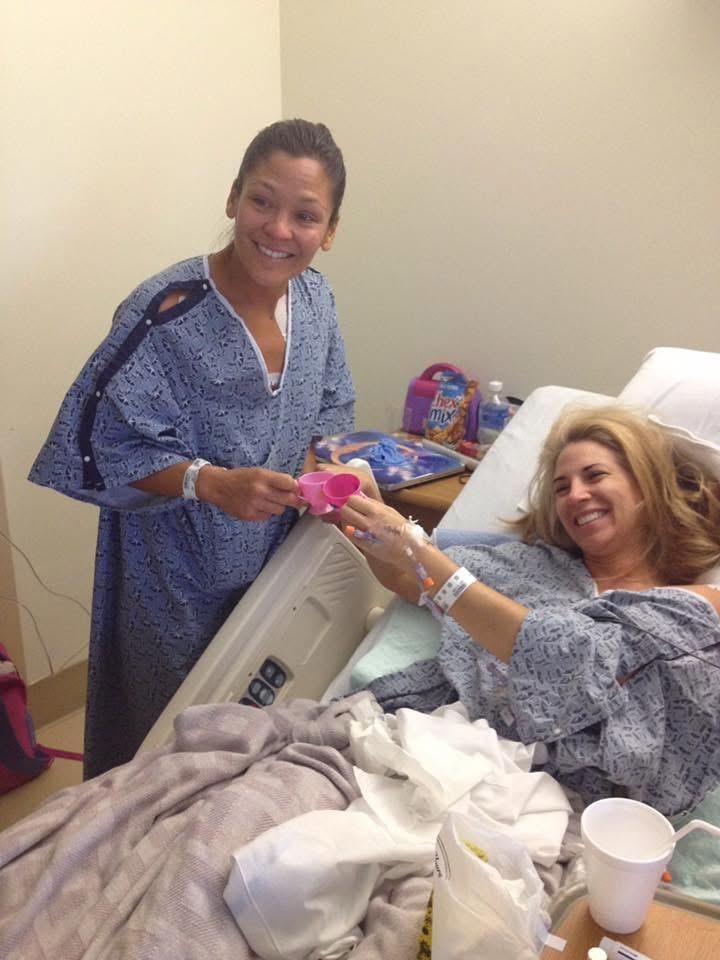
182, 458, 211, 500
432, 566, 476, 613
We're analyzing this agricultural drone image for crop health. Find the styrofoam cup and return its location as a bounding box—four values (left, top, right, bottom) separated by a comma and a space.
581, 798, 675, 934
297, 471, 334, 515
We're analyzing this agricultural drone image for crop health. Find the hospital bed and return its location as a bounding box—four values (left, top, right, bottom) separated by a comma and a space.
141, 345, 720, 753
4, 346, 720, 960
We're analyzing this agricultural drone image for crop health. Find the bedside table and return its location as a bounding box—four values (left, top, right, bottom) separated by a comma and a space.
383, 472, 468, 533
542, 885, 720, 960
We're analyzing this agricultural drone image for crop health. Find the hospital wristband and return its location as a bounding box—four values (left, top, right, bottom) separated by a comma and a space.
418, 591, 445, 621
431, 566, 477, 613
182, 458, 211, 500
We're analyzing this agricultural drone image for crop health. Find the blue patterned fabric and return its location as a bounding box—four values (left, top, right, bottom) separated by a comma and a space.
368, 539, 720, 816
30, 256, 354, 777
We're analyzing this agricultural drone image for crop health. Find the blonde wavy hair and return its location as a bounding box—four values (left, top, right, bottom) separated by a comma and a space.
511, 404, 720, 584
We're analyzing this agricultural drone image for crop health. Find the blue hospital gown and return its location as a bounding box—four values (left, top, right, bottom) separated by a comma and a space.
369, 539, 720, 816
30, 256, 355, 777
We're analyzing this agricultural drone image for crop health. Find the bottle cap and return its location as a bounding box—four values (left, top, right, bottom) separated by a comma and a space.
587, 948, 608, 960
488, 379, 503, 393
346, 458, 373, 472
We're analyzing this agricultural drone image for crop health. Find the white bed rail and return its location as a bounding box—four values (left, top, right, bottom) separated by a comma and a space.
139, 513, 391, 752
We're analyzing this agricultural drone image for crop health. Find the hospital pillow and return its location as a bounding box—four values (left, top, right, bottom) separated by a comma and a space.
618, 346, 720, 439
618, 346, 720, 587
618, 346, 720, 466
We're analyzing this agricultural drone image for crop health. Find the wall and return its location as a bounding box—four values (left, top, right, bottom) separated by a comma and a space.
1, 1, 281, 680
5, 1, 720, 681
280, 1, 720, 430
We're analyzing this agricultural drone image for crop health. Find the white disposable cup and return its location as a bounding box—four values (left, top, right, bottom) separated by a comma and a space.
580, 797, 674, 934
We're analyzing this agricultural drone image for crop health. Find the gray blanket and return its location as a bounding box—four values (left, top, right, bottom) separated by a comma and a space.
369, 539, 720, 816
0, 696, 430, 960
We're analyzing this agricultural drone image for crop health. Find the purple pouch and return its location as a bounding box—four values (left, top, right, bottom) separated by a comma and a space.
402, 363, 464, 434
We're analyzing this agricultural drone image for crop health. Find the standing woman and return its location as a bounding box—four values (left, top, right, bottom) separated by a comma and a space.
30, 119, 355, 778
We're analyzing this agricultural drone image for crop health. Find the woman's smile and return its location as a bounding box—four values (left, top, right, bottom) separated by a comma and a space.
553, 440, 644, 557
255, 242, 293, 260
574, 508, 608, 528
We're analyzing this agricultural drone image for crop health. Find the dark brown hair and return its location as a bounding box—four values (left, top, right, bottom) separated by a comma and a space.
231, 119, 346, 226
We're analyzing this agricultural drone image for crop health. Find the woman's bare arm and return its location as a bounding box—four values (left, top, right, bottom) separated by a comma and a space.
673, 583, 720, 616
338, 495, 528, 662
132, 463, 300, 521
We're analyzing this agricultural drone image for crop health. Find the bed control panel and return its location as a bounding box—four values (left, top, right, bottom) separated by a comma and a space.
239, 657, 289, 707
139, 517, 393, 754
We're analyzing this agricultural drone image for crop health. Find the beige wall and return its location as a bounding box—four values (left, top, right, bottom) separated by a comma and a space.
280, 1, 720, 430
1, 1, 281, 680
4, 1, 720, 681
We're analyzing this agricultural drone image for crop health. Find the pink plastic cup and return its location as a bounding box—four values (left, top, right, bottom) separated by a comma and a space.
297, 470, 334, 515
322, 472, 362, 508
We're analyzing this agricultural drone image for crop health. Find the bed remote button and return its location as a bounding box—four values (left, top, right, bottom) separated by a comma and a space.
249, 678, 275, 706
260, 658, 287, 688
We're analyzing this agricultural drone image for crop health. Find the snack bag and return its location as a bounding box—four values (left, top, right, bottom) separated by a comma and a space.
425, 373, 478, 449
430, 811, 549, 959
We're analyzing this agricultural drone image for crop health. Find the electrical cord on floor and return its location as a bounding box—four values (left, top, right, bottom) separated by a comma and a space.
0, 528, 90, 676
0, 590, 89, 676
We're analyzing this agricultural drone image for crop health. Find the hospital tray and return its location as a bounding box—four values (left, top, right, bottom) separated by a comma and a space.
545, 881, 720, 959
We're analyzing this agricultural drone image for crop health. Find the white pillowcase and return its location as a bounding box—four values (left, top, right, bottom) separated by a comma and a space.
646, 415, 720, 485
618, 347, 720, 585
618, 346, 720, 453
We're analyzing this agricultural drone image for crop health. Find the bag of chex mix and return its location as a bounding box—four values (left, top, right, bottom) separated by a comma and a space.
425, 372, 478, 449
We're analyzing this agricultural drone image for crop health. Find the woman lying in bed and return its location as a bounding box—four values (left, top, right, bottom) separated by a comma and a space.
339, 405, 720, 818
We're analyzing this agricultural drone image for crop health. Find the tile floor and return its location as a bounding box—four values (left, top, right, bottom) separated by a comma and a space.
0, 708, 85, 831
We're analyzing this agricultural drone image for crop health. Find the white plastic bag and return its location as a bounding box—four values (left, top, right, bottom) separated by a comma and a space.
431, 811, 549, 959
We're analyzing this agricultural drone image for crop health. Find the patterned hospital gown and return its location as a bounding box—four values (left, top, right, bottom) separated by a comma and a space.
369, 539, 720, 816
30, 256, 355, 777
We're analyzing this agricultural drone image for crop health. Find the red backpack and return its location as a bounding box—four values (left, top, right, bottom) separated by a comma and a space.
0, 642, 82, 795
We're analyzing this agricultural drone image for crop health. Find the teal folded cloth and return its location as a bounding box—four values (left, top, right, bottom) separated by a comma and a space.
670, 785, 720, 904
350, 600, 441, 690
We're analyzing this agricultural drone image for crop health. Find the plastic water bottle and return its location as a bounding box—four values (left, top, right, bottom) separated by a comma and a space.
476, 379, 510, 445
